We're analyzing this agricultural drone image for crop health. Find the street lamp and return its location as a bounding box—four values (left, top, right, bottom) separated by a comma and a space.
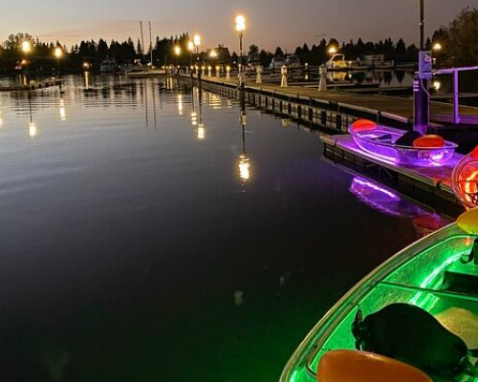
22, 41, 32, 55
193, 34, 201, 76
187, 41, 194, 76
209, 49, 218, 59
235, 14, 246, 84
433, 42, 442, 52
328, 46, 337, 56
193, 34, 201, 56
174, 45, 181, 70
54, 47, 63, 77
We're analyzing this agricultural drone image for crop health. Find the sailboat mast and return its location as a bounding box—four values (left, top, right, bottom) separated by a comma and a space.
140, 21, 145, 61
149, 21, 153, 67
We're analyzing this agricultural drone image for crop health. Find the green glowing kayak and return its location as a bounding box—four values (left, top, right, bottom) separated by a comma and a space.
280, 210, 478, 382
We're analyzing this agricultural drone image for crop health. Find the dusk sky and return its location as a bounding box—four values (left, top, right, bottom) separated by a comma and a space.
3, 0, 477, 51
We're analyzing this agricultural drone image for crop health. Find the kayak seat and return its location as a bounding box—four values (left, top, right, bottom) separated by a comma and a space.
317, 350, 432, 382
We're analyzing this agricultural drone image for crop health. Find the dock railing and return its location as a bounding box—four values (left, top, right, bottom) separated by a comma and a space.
434, 65, 478, 124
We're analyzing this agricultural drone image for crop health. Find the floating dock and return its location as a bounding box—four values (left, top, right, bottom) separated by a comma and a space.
0, 78, 64, 92
186, 75, 478, 131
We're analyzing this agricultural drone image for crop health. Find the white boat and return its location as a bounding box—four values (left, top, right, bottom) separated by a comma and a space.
100, 59, 117, 74
326, 54, 347, 69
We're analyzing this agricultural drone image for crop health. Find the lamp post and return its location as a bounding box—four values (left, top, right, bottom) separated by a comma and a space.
187, 41, 194, 77
235, 15, 246, 89
193, 34, 201, 78
414, 0, 430, 134
174, 45, 181, 74
21, 41, 32, 79
54, 47, 63, 78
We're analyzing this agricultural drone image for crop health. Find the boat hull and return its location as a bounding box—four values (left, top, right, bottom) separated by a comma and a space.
280, 223, 478, 382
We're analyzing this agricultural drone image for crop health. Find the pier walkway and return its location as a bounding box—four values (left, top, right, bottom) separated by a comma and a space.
193, 75, 478, 127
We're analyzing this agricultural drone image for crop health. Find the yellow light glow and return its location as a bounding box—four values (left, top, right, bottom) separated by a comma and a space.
191, 111, 197, 126
187, 41, 194, 52
22, 41, 32, 54
238, 154, 251, 181
174, 45, 181, 56
193, 34, 201, 47
433, 80, 441, 90
433, 43, 442, 52
235, 15, 246, 32
208, 65, 212, 70
59, 99, 66, 121
328, 46, 337, 55
226, 65, 231, 71
197, 124, 206, 140
177, 95, 183, 115
209, 49, 218, 59
0, 112, 3, 127
29, 122, 37, 138
54, 47, 63, 59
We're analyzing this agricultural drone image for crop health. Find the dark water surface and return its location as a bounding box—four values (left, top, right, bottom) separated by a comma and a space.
0, 75, 448, 381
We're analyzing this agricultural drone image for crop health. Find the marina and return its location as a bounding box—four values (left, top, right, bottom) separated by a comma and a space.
1, 1, 478, 381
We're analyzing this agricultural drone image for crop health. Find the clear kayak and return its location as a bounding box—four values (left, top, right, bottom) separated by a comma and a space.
349, 126, 457, 167
280, 209, 478, 382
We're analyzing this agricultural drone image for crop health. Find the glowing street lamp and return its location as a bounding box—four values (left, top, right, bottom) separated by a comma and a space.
328, 46, 338, 56
235, 14, 246, 88
433, 42, 442, 52
193, 34, 201, 55
22, 41, 32, 55
54, 47, 63, 77
209, 49, 218, 59
174, 45, 181, 57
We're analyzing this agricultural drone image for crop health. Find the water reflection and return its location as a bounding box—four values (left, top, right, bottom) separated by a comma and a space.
27, 94, 37, 138
238, 92, 252, 182
59, 98, 66, 122
349, 176, 448, 237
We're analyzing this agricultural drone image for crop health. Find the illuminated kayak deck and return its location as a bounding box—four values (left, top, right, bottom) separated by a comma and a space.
279, 223, 478, 382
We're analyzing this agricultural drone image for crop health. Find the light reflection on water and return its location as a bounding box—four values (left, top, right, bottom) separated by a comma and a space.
0, 75, 446, 381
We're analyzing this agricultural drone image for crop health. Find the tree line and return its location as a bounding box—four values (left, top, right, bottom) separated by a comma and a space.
0, 7, 475, 73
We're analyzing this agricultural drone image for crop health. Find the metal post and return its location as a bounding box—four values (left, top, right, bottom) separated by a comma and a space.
453, 69, 460, 124
420, 0, 425, 50
239, 31, 244, 89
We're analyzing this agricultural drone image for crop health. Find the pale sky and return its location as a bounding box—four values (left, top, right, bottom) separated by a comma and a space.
2, 0, 477, 52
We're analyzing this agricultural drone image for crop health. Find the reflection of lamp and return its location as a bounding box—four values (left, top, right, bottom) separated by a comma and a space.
59, 98, 66, 121
197, 123, 206, 140
29, 121, 37, 138
0, 112, 3, 127
237, 94, 252, 182
238, 154, 250, 181
177, 94, 183, 115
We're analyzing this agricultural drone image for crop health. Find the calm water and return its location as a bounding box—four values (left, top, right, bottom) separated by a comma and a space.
0, 75, 448, 381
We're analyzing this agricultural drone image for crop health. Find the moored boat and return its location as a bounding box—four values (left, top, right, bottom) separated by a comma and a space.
348, 120, 457, 167
280, 209, 478, 382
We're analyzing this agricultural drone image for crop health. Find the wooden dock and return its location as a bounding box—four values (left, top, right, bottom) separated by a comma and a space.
0, 78, 64, 92
190, 75, 478, 129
